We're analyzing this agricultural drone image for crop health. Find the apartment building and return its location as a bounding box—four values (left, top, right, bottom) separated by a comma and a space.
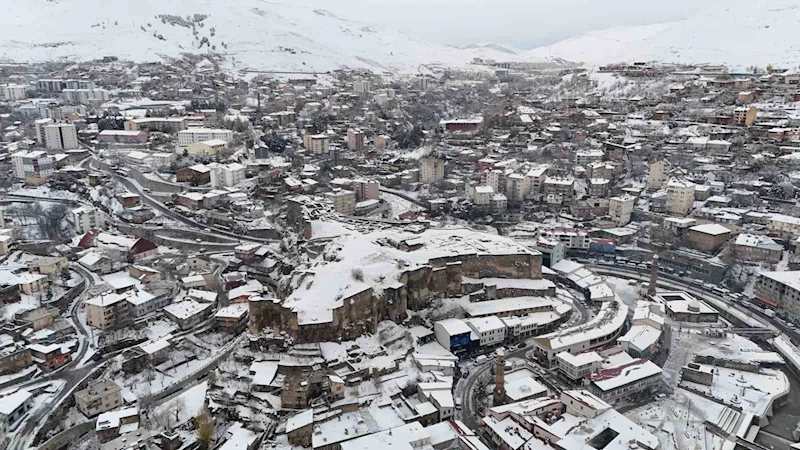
44, 123, 78, 150
609, 195, 635, 226
209, 162, 246, 188
0, 84, 27, 101
733, 106, 757, 126
734, 234, 782, 263
84, 292, 130, 329
755, 271, 800, 313
324, 189, 356, 215
302, 134, 329, 154
647, 159, 665, 190
75, 380, 122, 417
61, 88, 110, 104
767, 214, 800, 237
575, 149, 604, 166
556, 351, 603, 381
685, 223, 731, 253
353, 79, 371, 93
34, 118, 53, 144
124, 117, 187, 132
526, 165, 549, 195
586, 359, 663, 404
420, 157, 445, 184
11, 150, 54, 183
352, 179, 379, 202
177, 128, 233, 146
347, 128, 365, 151
666, 178, 696, 216
543, 177, 575, 203
69, 206, 106, 234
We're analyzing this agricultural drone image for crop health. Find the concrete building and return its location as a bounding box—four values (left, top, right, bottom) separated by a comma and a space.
556, 351, 603, 381
666, 178, 696, 216
647, 159, 665, 190
177, 128, 233, 146
44, 123, 78, 150
84, 292, 130, 330
69, 206, 105, 234
347, 128, 365, 151
124, 117, 187, 132
209, 162, 246, 188
608, 195, 635, 226
420, 157, 445, 184
543, 177, 575, 203
352, 179, 379, 202
302, 134, 329, 154
75, 380, 123, 417
755, 271, 800, 313
324, 189, 356, 215
464, 316, 506, 348
353, 79, 371, 94
11, 150, 54, 183
734, 234, 782, 263
0, 390, 33, 441
186, 139, 229, 156
733, 107, 757, 126
686, 223, 731, 253
586, 359, 663, 404
0, 84, 27, 101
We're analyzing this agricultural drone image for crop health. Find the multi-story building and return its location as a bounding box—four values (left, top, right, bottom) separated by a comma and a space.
44, 123, 78, 150
420, 157, 445, 184
526, 165, 549, 195
11, 150, 54, 183
755, 271, 800, 313
506, 173, 530, 201
0, 84, 27, 101
734, 234, 783, 263
685, 223, 731, 253
34, 118, 53, 144
608, 195, 635, 226
347, 128, 365, 151
75, 380, 122, 417
353, 79, 371, 94
186, 139, 229, 156
84, 292, 130, 329
587, 178, 610, 197
733, 106, 757, 126
124, 117, 187, 132
324, 189, 356, 215
177, 128, 233, 147
533, 238, 565, 267
464, 316, 506, 347
556, 351, 603, 381
647, 159, 665, 190
0, 390, 33, 442
767, 214, 800, 237
302, 134, 329, 154
586, 359, 663, 404
575, 149, 604, 166
61, 88, 110, 104
543, 177, 575, 203
352, 179, 379, 202
666, 178, 695, 216
472, 185, 494, 208
69, 206, 105, 234
209, 162, 246, 188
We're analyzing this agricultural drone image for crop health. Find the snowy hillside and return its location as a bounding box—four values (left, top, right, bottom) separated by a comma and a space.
0, 0, 524, 72
528, 0, 800, 68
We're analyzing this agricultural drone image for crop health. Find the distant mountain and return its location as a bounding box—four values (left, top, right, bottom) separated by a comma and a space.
459, 44, 519, 55
527, 0, 800, 68
0, 0, 529, 72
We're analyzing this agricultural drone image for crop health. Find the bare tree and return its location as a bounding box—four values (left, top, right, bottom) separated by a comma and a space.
195, 408, 215, 450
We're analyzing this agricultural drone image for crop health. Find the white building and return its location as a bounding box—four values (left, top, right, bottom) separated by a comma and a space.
44, 123, 78, 150
34, 118, 54, 144
464, 316, 506, 347
11, 150, 54, 181
353, 79, 371, 94
177, 128, 233, 147
472, 185, 494, 206
209, 162, 246, 188
69, 206, 105, 234
666, 178, 696, 216
420, 157, 445, 184
61, 88, 110, 104
608, 195, 635, 226
0, 390, 34, 441
0, 84, 27, 101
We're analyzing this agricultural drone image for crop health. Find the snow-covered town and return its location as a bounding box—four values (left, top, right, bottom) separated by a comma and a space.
3, 3, 800, 450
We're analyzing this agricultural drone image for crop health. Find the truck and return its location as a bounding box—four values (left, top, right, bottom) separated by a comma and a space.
765, 309, 776, 318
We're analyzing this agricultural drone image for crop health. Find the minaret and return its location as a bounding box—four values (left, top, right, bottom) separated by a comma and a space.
648, 254, 659, 296
493, 347, 506, 406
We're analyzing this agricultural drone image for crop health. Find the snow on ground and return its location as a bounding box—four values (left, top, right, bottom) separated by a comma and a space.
381, 192, 423, 220
9, 186, 81, 201
0, 0, 534, 72
154, 380, 208, 425
628, 390, 725, 450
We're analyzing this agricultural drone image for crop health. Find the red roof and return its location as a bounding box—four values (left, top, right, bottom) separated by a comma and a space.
77, 228, 101, 249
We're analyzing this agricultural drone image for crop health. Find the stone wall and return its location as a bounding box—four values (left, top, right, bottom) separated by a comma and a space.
251, 252, 544, 343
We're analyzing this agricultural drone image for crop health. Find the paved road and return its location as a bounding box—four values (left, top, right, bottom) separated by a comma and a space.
86, 156, 275, 245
